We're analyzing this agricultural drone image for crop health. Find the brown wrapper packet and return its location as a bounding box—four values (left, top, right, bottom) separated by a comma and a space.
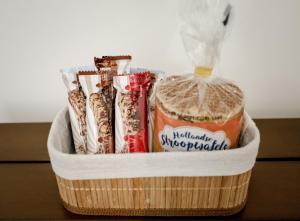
61, 68, 88, 154
102, 55, 132, 60
78, 70, 114, 154
94, 55, 132, 152
94, 57, 117, 71
94, 55, 131, 74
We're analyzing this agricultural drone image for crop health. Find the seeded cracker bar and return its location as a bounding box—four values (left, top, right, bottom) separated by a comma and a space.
61, 68, 88, 154
68, 89, 87, 153
94, 55, 132, 153
118, 92, 141, 153
78, 71, 114, 154
89, 88, 113, 153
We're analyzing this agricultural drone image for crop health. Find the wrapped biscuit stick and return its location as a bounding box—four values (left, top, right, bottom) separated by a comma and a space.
114, 72, 151, 153
129, 68, 164, 152
61, 67, 88, 154
78, 71, 114, 154
94, 55, 132, 153
94, 55, 132, 118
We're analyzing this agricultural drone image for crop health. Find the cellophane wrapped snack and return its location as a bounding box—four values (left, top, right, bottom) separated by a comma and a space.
78, 71, 114, 154
114, 72, 152, 153
61, 67, 98, 154
130, 68, 164, 152
153, 0, 244, 152
93, 55, 132, 153
147, 70, 164, 152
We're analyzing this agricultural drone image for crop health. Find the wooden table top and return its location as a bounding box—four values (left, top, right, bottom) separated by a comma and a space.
0, 119, 299, 220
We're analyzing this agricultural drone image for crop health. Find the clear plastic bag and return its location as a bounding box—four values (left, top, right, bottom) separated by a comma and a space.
153, 0, 244, 152
179, 0, 232, 69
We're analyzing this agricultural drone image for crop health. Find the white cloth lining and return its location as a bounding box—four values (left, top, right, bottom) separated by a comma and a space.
47, 107, 260, 180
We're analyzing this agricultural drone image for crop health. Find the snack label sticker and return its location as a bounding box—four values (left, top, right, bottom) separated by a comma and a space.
159, 125, 230, 152
153, 102, 243, 152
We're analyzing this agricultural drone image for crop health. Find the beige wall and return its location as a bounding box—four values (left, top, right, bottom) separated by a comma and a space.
0, 0, 299, 122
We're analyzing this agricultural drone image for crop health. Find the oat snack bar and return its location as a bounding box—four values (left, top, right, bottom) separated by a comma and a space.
94, 55, 132, 108
78, 71, 114, 154
93, 58, 115, 126
61, 68, 87, 154
153, 0, 243, 152
94, 55, 132, 152
114, 72, 151, 153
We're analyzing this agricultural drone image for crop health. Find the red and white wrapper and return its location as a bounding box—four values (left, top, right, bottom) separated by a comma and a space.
114, 72, 151, 153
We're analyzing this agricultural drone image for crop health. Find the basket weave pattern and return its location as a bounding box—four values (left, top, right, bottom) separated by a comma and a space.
56, 170, 251, 216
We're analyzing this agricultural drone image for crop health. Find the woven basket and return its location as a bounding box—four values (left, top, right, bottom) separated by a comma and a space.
48, 108, 259, 216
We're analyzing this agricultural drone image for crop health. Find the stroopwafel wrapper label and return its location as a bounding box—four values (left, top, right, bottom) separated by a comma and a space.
153, 101, 243, 152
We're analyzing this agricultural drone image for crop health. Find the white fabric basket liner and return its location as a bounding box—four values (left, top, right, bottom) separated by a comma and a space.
47, 107, 260, 180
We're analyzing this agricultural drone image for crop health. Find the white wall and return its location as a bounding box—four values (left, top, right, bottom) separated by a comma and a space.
0, 0, 299, 123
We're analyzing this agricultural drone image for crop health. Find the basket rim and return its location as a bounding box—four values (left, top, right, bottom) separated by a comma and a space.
48, 108, 260, 159
47, 107, 260, 180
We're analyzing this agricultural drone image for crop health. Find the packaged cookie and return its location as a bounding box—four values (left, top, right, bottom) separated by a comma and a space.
78, 71, 114, 154
61, 67, 91, 154
153, 0, 244, 152
114, 72, 152, 153
129, 68, 164, 152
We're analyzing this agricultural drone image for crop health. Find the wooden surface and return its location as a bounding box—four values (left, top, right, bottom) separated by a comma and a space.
0, 119, 300, 220
254, 119, 300, 159
0, 123, 50, 161
0, 162, 299, 220
0, 119, 299, 162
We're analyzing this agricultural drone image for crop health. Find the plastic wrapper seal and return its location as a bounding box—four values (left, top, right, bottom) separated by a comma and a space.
114, 72, 152, 153
153, 0, 244, 152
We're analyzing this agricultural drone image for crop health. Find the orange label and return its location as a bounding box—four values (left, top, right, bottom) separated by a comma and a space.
153, 103, 243, 152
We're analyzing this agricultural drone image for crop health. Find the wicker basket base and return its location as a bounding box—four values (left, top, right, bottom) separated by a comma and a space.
62, 199, 247, 216
56, 170, 251, 216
